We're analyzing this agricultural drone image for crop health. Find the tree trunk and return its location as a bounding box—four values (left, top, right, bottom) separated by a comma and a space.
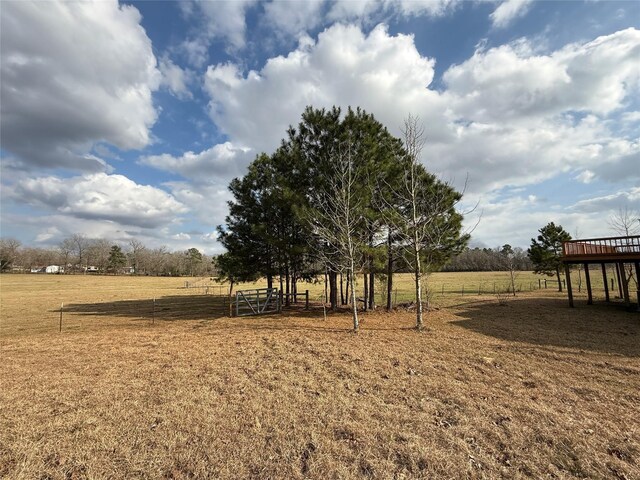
345, 270, 350, 306
349, 263, 359, 332
330, 271, 338, 311
414, 244, 423, 330
340, 272, 345, 305
369, 269, 375, 310
285, 266, 290, 306
363, 272, 368, 312
267, 273, 273, 289
292, 275, 297, 303
386, 232, 393, 311
324, 269, 328, 303
555, 267, 563, 292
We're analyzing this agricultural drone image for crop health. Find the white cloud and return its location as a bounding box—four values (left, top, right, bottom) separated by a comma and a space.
0, 0, 161, 171
140, 142, 253, 181
164, 181, 232, 227
575, 170, 595, 184
490, 0, 533, 29
200, 24, 640, 198
159, 56, 193, 99
443, 28, 640, 123
327, 0, 459, 24
11, 173, 187, 229
172, 233, 192, 240
205, 23, 441, 153
263, 1, 325, 38
178, 0, 257, 65
572, 187, 640, 214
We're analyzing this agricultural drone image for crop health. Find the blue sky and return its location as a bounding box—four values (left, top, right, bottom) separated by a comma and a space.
1, 0, 639, 254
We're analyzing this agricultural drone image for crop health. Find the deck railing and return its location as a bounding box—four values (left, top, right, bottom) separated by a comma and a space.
562, 235, 640, 258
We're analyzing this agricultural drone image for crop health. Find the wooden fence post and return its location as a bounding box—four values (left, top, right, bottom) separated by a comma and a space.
59, 303, 63, 332
152, 297, 155, 324
305, 290, 309, 310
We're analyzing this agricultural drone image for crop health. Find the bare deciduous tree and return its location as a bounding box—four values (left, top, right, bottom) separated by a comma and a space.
128, 238, 146, 274
0, 238, 22, 271
380, 115, 469, 330
304, 139, 365, 332
609, 206, 640, 236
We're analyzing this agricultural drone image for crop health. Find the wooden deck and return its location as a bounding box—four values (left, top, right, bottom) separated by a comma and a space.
562, 235, 640, 263
561, 236, 640, 309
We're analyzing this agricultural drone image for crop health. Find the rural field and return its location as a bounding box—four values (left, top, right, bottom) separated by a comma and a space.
1, 273, 639, 479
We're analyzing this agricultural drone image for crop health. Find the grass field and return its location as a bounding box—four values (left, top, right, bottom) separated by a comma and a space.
1, 273, 639, 479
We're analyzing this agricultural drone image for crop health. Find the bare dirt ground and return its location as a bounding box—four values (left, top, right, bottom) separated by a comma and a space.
1, 274, 639, 479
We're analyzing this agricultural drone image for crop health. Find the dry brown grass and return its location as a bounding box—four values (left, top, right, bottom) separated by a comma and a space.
1, 274, 639, 479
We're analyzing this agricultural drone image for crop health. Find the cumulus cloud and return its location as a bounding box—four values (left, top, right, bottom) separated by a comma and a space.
200, 24, 640, 198
205, 23, 441, 153
11, 173, 187, 229
490, 0, 533, 29
443, 28, 640, 123
140, 142, 253, 181
0, 0, 160, 172
164, 180, 232, 227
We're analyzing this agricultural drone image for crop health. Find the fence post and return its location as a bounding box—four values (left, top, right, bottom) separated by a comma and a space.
462, 284, 464, 296
441, 284, 444, 295
305, 290, 309, 310
152, 297, 155, 324
59, 302, 63, 332
545, 279, 547, 289
394, 288, 398, 307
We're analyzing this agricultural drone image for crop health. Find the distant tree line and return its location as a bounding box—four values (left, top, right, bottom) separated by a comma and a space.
0, 235, 214, 277
442, 245, 533, 272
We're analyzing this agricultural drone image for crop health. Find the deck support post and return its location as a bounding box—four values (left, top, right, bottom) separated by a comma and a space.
616, 263, 624, 299
564, 264, 574, 308
619, 262, 630, 306
635, 262, 640, 311
584, 263, 592, 305
601, 263, 610, 302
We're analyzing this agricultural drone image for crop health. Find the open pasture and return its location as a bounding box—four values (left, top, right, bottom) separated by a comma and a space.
1, 273, 639, 479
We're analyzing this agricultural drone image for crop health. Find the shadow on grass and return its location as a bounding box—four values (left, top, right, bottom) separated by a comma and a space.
57, 296, 417, 333
450, 296, 640, 357
61, 295, 231, 322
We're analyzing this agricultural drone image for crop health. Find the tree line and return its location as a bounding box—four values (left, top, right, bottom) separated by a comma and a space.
443, 245, 533, 272
0, 235, 213, 277
216, 106, 470, 331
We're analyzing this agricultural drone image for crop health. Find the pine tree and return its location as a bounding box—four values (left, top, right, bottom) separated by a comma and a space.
528, 222, 571, 292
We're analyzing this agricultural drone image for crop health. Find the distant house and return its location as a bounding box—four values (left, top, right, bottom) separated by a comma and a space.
45, 265, 63, 274
85, 266, 99, 273
30, 267, 44, 273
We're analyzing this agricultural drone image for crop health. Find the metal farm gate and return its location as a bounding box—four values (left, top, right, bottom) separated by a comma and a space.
235, 288, 280, 316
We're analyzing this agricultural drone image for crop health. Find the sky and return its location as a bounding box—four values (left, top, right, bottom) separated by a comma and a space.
1, 0, 639, 254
